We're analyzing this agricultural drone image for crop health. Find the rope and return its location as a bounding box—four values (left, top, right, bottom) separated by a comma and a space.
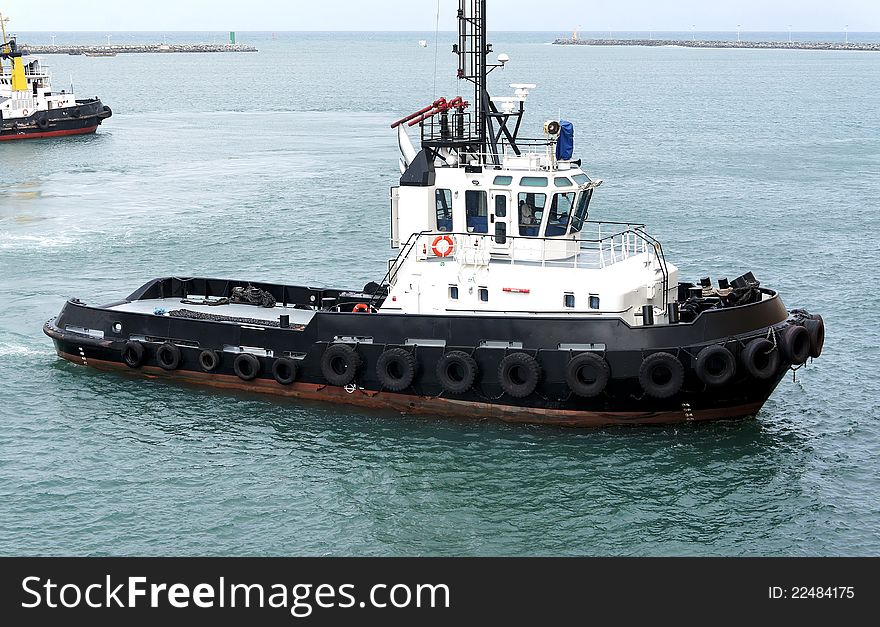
167, 309, 304, 330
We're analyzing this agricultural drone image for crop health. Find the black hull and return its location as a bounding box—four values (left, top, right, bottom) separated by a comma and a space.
0, 98, 111, 141
43, 276, 816, 427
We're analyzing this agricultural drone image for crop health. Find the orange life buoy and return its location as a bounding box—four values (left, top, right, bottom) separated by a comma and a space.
431, 235, 454, 258
353, 303, 370, 313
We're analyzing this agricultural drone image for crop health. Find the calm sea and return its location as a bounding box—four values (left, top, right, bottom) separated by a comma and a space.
1, 31, 878, 556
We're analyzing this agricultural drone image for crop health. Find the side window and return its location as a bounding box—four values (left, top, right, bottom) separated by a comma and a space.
569, 189, 593, 233
465, 190, 488, 234
494, 194, 507, 218
435, 189, 453, 232
545, 192, 576, 237
518, 193, 546, 236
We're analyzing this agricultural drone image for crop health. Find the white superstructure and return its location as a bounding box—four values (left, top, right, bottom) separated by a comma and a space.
0, 57, 77, 121
384, 105, 676, 325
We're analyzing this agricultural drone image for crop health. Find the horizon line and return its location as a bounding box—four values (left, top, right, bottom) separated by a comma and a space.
10, 28, 878, 34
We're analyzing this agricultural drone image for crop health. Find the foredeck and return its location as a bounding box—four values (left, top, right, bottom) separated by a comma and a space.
109, 299, 317, 327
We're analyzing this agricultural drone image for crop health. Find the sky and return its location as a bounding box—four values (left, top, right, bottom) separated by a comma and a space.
2, 0, 878, 32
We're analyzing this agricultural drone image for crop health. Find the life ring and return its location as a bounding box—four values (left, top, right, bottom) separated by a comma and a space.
22, 109, 28, 116
638, 352, 684, 398
234, 353, 261, 381
272, 357, 299, 385
156, 342, 181, 371
431, 234, 454, 258
741, 338, 779, 380
352, 303, 370, 313
436, 351, 478, 394
565, 352, 610, 397
804, 315, 825, 358
376, 348, 416, 391
122, 340, 145, 368
321, 344, 361, 386
498, 352, 541, 398
199, 350, 221, 372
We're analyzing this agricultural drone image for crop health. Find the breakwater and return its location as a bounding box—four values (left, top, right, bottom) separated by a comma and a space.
21, 43, 258, 54
553, 38, 880, 52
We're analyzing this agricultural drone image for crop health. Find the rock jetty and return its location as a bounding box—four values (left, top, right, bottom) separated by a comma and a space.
553, 38, 880, 52
21, 43, 258, 55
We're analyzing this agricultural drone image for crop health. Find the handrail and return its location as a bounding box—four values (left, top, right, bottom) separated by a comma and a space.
368, 230, 431, 309
372, 224, 670, 309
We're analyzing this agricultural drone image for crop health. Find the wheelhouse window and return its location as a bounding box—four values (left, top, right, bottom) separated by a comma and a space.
554, 177, 573, 187
569, 189, 593, 234
518, 192, 546, 236
572, 173, 591, 186
435, 189, 453, 232
520, 176, 548, 187
465, 190, 488, 233
494, 194, 507, 218
493, 175, 513, 185
545, 192, 576, 236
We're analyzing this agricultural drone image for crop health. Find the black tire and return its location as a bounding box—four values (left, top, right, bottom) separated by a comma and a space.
156, 342, 181, 371
436, 351, 478, 394
638, 352, 684, 399
234, 353, 261, 381
780, 325, 810, 365
272, 357, 299, 385
565, 352, 610, 398
804, 315, 825, 359
741, 338, 780, 380
498, 352, 541, 398
36, 115, 49, 130
376, 348, 416, 392
122, 341, 145, 368
320, 344, 361, 386
695, 345, 736, 387
199, 350, 221, 372
72, 107, 82, 118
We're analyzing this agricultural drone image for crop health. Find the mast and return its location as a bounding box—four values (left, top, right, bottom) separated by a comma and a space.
453, 0, 522, 166
0, 13, 8, 73
395, 1, 524, 167
455, 0, 488, 158
0, 13, 27, 92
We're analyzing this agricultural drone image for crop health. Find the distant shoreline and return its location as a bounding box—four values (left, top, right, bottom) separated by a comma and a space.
553, 38, 880, 51
20, 43, 258, 54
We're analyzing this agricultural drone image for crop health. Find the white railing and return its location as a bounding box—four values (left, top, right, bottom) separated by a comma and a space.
375, 221, 670, 309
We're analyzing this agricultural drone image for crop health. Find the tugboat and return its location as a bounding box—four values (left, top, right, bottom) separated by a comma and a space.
1, 17, 112, 141
44, 0, 824, 427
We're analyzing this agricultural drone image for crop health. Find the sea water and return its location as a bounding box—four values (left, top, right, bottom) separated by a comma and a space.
1, 32, 878, 555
